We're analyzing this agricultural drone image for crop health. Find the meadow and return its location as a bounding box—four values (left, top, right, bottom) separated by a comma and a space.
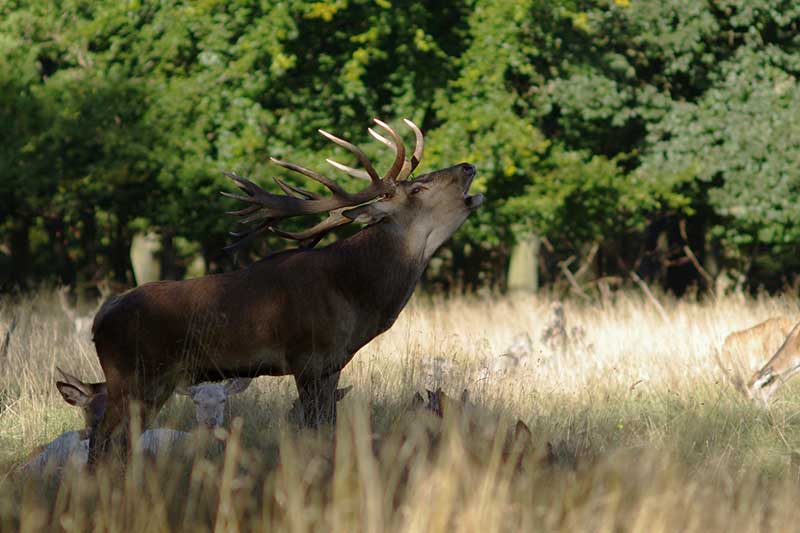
1, 288, 800, 532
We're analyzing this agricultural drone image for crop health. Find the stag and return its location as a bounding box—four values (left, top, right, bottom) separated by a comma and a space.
89, 118, 482, 464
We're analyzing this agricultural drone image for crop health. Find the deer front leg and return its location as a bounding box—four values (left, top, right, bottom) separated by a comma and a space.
293, 371, 342, 428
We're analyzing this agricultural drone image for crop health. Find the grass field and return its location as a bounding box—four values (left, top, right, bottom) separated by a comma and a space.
1, 288, 800, 532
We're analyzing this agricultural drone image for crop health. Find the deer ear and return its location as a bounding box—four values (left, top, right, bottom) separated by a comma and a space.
342, 204, 386, 225
412, 392, 425, 409
335, 385, 353, 402
56, 382, 91, 407
515, 420, 533, 443
224, 378, 252, 395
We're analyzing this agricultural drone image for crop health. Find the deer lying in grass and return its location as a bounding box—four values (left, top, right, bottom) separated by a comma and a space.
714, 317, 797, 402
23, 369, 250, 475
21, 368, 107, 475
410, 388, 555, 469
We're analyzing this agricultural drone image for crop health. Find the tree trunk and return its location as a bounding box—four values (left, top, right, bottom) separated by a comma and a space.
507, 233, 540, 293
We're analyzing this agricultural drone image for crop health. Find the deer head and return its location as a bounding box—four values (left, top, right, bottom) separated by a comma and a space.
223, 118, 482, 257
175, 378, 252, 429
55, 367, 108, 431
745, 321, 800, 404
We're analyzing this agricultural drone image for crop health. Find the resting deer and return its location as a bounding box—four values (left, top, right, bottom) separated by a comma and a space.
89, 118, 482, 465
411, 388, 554, 468
714, 317, 797, 401
22, 368, 107, 475
25, 370, 251, 474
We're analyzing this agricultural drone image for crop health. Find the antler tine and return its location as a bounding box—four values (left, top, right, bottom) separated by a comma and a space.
318, 129, 382, 183
270, 209, 352, 243
222, 118, 420, 250
269, 158, 350, 197
273, 177, 322, 200
368, 127, 394, 148
397, 118, 424, 180
225, 205, 261, 217
372, 119, 405, 182
325, 158, 371, 181
223, 221, 272, 253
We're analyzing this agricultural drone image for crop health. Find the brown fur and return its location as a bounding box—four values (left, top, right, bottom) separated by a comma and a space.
715, 317, 797, 401
89, 163, 482, 465
746, 320, 800, 402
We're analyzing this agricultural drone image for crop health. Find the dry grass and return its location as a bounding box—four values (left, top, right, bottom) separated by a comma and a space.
1, 288, 800, 532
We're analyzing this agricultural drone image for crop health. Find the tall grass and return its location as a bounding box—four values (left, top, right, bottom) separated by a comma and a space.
1, 289, 800, 531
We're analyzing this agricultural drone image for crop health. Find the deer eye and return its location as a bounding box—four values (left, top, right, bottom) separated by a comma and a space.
410, 185, 425, 195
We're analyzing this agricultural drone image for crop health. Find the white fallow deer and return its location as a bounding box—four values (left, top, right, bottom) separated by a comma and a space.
714, 316, 797, 402
89, 118, 483, 465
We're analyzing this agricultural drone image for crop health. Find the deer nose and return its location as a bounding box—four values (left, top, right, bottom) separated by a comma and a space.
460, 163, 476, 177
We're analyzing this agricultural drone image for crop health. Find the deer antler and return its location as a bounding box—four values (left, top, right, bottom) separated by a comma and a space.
222, 118, 424, 249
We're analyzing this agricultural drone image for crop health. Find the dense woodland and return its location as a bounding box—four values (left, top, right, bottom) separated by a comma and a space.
2, 0, 799, 295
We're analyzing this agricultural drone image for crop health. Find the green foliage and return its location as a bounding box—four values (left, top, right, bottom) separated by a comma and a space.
643, 45, 800, 270
1, 0, 799, 290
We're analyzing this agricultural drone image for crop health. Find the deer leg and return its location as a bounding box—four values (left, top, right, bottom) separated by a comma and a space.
89, 372, 176, 467
294, 371, 342, 428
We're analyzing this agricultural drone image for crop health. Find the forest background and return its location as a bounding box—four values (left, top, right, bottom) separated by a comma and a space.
2, 0, 799, 295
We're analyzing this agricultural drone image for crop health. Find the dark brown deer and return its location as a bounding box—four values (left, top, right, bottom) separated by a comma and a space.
89, 118, 483, 464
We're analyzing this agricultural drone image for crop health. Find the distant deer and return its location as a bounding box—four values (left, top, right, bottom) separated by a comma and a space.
58, 284, 110, 338
714, 317, 796, 401
742, 320, 800, 403
411, 388, 554, 468
541, 302, 568, 352
89, 118, 483, 465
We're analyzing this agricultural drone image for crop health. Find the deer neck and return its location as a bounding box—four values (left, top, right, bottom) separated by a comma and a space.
330, 223, 428, 325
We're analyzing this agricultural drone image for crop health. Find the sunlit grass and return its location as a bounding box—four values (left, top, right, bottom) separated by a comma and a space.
1, 288, 800, 531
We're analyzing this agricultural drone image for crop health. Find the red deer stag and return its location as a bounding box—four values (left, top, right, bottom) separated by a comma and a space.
89, 118, 483, 464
